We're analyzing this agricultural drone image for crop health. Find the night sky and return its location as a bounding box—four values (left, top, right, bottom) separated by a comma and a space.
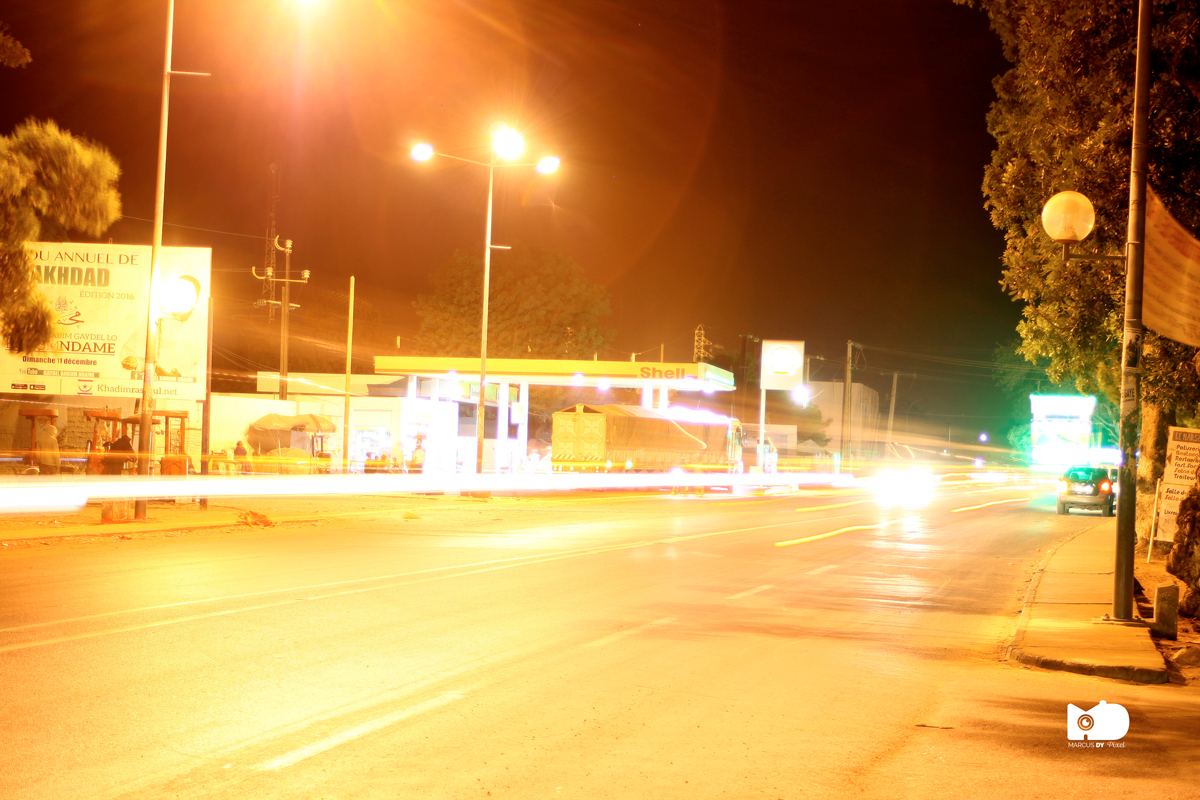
0, 0, 1020, 440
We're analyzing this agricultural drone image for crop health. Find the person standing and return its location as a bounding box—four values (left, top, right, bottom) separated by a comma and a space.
410, 437, 425, 474
35, 419, 60, 475
234, 440, 250, 474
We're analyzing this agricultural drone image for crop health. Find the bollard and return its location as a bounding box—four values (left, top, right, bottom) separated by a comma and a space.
1151, 583, 1179, 640
101, 499, 134, 523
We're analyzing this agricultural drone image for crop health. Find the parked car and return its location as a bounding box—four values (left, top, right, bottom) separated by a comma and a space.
1056, 466, 1115, 516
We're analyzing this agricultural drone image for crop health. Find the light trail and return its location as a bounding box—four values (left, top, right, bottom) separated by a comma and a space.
794, 501, 865, 513
949, 497, 1030, 513
774, 519, 900, 548
0, 471, 857, 514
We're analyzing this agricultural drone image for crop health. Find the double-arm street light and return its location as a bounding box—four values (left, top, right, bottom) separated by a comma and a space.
411, 125, 561, 473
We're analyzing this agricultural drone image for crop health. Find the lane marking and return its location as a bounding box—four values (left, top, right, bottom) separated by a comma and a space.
725, 584, 774, 600
254, 691, 465, 771
803, 564, 838, 576
949, 497, 1031, 513
584, 617, 677, 648
794, 501, 865, 513
774, 519, 900, 548
1, 514, 866, 652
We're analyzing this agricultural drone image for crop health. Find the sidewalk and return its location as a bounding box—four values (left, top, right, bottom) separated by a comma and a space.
1008, 519, 1169, 684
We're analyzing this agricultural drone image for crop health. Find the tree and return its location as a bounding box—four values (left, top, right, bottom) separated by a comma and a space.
0, 24, 122, 353
413, 247, 610, 359
964, 0, 1200, 539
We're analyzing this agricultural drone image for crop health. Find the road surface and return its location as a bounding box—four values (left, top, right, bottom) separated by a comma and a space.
2, 478, 1198, 798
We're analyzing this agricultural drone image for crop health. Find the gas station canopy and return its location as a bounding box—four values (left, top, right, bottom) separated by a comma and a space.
373, 356, 735, 392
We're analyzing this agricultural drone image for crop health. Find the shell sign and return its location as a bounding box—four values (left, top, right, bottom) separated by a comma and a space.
760, 340, 805, 391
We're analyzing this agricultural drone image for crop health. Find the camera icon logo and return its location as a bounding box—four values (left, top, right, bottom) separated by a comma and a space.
1067, 701, 1129, 741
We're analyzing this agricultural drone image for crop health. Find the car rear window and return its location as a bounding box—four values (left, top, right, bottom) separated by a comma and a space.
1066, 468, 1100, 482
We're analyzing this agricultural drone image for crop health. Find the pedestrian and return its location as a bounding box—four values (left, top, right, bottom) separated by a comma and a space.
410, 438, 425, 474
105, 433, 134, 475
35, 419, 60, 475
234, 440, 250, 474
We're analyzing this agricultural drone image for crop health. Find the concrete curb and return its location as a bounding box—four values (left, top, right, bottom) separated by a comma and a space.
1006, 521, 1168, 684
0, 513, 323, 541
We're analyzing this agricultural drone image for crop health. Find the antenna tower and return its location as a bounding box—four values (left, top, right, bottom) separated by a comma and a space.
693, 325, 714, 362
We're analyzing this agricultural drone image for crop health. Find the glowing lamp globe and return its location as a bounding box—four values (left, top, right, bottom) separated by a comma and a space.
536, 156, 561, 174
160, 276, 200, 320
1041, 191, 1096, 243
411, 143, 434, 162
492, 125, 524, 160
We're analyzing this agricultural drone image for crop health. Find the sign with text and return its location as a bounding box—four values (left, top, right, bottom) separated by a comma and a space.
759, 340, 805, 391
0, 242, 211, 401
1155, 426, 1200, 543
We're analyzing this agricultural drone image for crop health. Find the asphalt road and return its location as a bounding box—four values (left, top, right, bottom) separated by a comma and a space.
3, 478, 1199, 799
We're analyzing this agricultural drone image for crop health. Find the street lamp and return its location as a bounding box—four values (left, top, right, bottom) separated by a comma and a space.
135, 0, 209, 520
1036, 0, 1151, 626
411, 125, 561, 474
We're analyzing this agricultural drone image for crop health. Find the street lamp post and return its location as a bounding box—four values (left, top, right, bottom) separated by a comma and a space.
135, 0, 208, 520
411, 128, 560, 473
1038, 0, 1152, 621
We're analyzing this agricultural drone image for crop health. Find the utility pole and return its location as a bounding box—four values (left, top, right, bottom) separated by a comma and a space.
252, 239, 308, 401
840, 340, 857, 468
277, 238, 292, 400
343, 276, 355, 474
263, 164, 279, 322
660, 343, 664, 363
199, 297, 213, 510
885, 370, 898, 459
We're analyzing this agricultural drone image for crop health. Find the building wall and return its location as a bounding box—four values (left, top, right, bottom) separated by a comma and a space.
808, 381, 882, 460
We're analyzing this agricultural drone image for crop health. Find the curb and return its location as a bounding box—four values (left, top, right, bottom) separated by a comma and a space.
0, 513, 324, 541
1006, 522, 1169, 684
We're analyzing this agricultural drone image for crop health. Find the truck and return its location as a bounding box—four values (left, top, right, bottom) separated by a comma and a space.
551, 404, 743, 473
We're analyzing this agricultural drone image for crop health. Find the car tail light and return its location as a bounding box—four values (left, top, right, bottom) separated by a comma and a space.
1057, 480, 1068, 494
1100, 481, 1112, 493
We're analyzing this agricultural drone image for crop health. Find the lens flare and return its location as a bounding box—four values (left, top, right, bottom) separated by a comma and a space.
536, 156, 561, 174
411, 143, 434, 162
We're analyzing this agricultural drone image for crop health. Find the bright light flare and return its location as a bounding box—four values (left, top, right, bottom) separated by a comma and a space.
790, 384, 811, 405
492, 126, 524, 160
411, 143, 434, 162
159, 275, 200, 319
872, 467, 935, 510
536, 156, 561, 174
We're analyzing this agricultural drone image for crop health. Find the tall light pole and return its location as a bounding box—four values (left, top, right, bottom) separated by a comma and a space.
411, 128, 561, 473
1038, 0, 1152, 621
135, 0, 208, 520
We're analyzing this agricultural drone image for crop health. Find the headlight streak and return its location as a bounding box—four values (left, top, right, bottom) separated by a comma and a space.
774, 518, 901, 548
0, 471, 857, 513
948, 497, 1031, 513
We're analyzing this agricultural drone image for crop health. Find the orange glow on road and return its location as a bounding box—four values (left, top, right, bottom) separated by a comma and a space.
774, 519, 899, 547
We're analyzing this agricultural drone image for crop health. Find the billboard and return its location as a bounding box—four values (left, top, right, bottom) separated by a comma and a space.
1029, 394, 1095, 467
760, 340, 805, 391
0, 242, 211, 401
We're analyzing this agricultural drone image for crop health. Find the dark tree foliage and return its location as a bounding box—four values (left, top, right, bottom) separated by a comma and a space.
964, 0, 1200, 413
413, 248, 610, 359
0, 119, 121, 352
0, 22, 121, 354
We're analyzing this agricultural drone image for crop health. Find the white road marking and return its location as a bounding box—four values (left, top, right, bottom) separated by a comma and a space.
803, 564, 838, 576
3, 512, 868, 653
726, 584, 774, 600
584, 616, 677, 648
254, 691, 465, 771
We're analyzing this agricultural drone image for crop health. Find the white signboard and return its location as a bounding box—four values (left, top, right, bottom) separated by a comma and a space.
0, 242, 211, 401
1155, 426, 1200, 543
1163, 426, 1200, 486
1145, 188, 1200, 348
759, 340, 805, 391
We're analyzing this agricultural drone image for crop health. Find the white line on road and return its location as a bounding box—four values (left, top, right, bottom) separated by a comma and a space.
725, 584, 774, 600
254, 691, 466, 771
3, 512, 866, 652
803, 565, 838, 576
584, 617, 677, 648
